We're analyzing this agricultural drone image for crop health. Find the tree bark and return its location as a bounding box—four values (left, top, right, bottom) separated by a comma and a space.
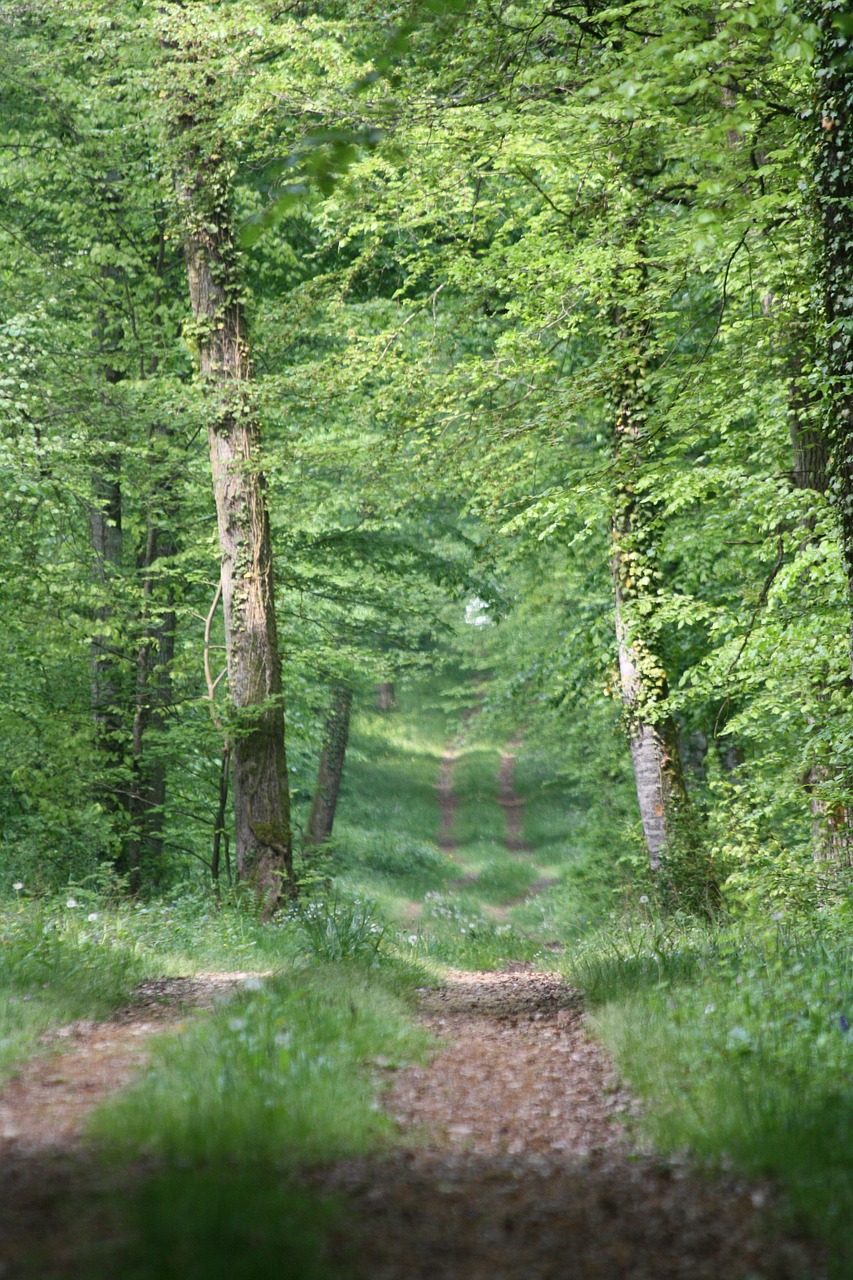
611, 386, 688, 873
376, 681, 396, 711
814, 6, 853, 673
178, 168, 294, 911
126, 512, 177, 891
89, 465, 123, 761
306, 686, 353, 846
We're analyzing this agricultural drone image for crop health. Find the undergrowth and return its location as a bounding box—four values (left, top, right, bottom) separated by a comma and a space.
568, 908, 853, 1277
88, 959, 432, 1280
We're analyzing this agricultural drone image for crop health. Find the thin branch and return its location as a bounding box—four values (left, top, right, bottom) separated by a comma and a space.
204, 577, 224, 731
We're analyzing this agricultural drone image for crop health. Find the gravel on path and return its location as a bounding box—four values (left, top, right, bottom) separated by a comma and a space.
322, 968, 822, 1280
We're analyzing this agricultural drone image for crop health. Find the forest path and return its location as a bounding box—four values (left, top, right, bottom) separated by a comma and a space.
497, 740, 532, 853
323, 968, 818, 1280
0, 972, 259, 1276
0, 974, 255, 1152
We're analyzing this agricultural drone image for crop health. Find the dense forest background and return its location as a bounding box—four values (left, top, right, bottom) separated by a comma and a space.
3, 0, 853, 916
5, 2, 853, 1276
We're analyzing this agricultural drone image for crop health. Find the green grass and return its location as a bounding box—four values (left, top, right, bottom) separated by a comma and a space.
0, 894, 145, 1078
90, 962, 431, 1165
566, 913, 853, 1277
99, 1170, 339, 1280
83, 958, 432, 1280
0, 879, 314, 1080
458, 857, 540, 905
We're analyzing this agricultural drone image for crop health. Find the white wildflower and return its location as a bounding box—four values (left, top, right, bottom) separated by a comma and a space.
87, 913, 99, 922
12, 882, 23, 892
66, 898, 78, 909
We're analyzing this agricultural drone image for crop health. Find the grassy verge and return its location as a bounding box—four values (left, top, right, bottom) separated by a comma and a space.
566, 911, 853, 1277
0, 881, 310, 1080
82, 954, 432, 1280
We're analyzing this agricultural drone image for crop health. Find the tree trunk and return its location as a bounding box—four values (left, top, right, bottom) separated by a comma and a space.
787, 328, 853, 864
90, 248, 128, 815
212, 744, 231, 886
376, 681, 396, 711
613, 557, 686, 872
126, 512, 177, 892
814, 8, 853, 673
89, 465, 123, 761
178, 171, 294, 911
306, 687, 353, 846
611, 389, 688, 873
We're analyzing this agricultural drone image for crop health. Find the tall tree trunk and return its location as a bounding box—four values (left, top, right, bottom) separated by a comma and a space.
90, 461, 124, 793
306, 686, 353, 846
787, 329, 853, 865
91, 269, 125, 826
126, 510, 177, 891
176, 165, 294, 910
814, 6, 853, 673
611, 380, 688, 874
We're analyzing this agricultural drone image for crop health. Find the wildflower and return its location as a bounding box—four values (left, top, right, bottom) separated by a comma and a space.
228, 1017, 247, 1032
66, 898, 78, 909
638, 894, 649, 905
87, 913, 98, 922
12, 882, 23, 892
408, 934, 418, 945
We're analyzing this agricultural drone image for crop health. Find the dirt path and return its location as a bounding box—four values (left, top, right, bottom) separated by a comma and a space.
436, 743, 459, 851
323, 969, 820, 1280
0, 971, 823, 1279
0, 973, 256, 1277
498, 741, 531, 853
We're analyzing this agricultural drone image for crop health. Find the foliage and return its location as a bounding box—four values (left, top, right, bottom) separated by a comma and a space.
291, 893, 388, 963
90, 964, 430, 1164
583, 914, 853, 1277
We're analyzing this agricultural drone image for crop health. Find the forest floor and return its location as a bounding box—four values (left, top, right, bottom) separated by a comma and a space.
323, 967, 818, 1280
0, 703, 827, 1278
0, 964, 821, 1279
0, 974, 261, 1276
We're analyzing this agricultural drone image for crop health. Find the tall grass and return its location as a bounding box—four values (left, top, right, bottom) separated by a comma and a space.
570, 915, 853, 1277
86, 961, 432, 1280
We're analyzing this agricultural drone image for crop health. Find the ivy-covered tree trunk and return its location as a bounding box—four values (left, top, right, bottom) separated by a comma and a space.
159, 19, 296, 906
611, 395, 687, 874
305, 686, 353, 846
180, 200, 294, 908
815, 4, 853, 672
808, 10, 853, 868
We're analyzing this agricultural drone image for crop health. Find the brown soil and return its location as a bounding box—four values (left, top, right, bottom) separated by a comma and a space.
0, 974, 254, 1277
437, 744, 459, 851
0, 971, 824, 1279
498, 743, 531, 853
323, 969, 822, 1280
